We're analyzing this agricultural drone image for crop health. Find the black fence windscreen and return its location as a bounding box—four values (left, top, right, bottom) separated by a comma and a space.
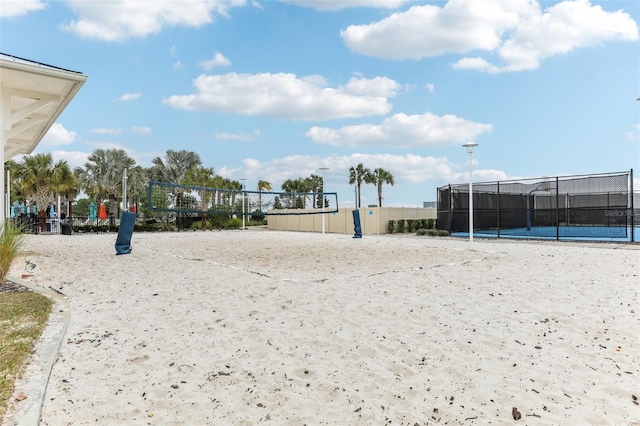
437, 170, 637, 243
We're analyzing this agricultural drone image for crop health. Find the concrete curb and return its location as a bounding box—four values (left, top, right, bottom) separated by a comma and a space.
5, 276, 70, 426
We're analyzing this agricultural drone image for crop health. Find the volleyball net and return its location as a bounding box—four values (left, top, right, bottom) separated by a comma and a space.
147, 181, 339, 216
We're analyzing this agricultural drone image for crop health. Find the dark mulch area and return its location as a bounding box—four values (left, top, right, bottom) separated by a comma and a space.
0, 280, 30, 294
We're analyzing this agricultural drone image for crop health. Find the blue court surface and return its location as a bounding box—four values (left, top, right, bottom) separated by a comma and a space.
452, 226, 640, 243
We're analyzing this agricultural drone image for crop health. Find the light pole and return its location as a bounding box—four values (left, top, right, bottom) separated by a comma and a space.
462, 142, 478, 242
122, 168, 128, 213
239, 178, 246, 230
319, 167, 329, 234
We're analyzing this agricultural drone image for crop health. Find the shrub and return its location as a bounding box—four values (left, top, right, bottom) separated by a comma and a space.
0, 223, 25, 281
387, 220, 396, 234
226, 218, 243, 229
251, 210, 265, 222
209, 215, 229, 230
416, 228, 450, 237
406, 219, 415, 233
396, 220, 406, 233
190, 220, 206, 230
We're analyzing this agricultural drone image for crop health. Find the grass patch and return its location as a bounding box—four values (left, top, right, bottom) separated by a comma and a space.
0, 290, 53, 419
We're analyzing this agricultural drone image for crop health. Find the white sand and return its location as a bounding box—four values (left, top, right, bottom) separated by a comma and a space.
3, 230, 639, 425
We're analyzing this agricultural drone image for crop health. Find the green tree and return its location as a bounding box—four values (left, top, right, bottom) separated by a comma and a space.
281, 178, 311, 209
75, 148, 136, 223
307, 174, 323, 208
273, 196, 282, 210
54, 166, 78, 219
125, 166, 148, 216
365, 168, 395, 207
257, 180, 272, 212
184, 166, 216, 228
149, 149, 202, 185
149, 149, 202, 229
15, 153, 74, 230
349, 163, 370, 208
73, 198, 91, 216
225, 179, 243, 213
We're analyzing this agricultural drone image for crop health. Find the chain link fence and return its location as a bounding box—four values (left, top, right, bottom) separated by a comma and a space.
438, 170, 637, 242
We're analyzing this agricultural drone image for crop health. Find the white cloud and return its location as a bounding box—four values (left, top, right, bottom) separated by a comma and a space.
201, 52, 231, 70
343, 76, 402, 97
251, 1, 263, 9
623, 123, 640, 142
341, 1, 530, 59
305, 112, 492, 148
214, 130, 260, 142
487, 0, 640, 73
91, 128, 123, 135
425, 83, 435, 93
116, 92, 141, 101
341, 0, 638, 72
172, 61, 185, 70
49, 150, 90, 170
218, 152, 508, 206
451, 57, 501, 73
163, 72, 396, 120
61, 0, 247, 42
40, 123, 77, 147
0, 0, 46, 18
281, 0, 410, 12
132, 126, 152, 135
170, 45, 177, 56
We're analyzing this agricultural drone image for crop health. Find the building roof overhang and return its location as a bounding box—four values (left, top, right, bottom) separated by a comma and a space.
0, 53, 87, 161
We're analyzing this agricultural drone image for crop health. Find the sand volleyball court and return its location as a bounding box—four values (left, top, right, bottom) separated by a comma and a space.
3, 230, 639, 425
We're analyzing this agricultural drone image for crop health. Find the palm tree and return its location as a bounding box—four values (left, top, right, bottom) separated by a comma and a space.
256, 180, 272, 212
349, 163, 370, 208
216, 178, 237, 211
281, 179, 296, 208
53, 166, 78, 220
75, 148, 136, 224
149, 149, 202, 230
149, 149, 202, 186
365, 167, 395, 207
15, 153, 73, 231
210, 174, 225, 209
226, 180, 243, 213
307, 174, 323, 208
125, 165, 148, 216
184, 166, 216, 228
281, 178, 311, 209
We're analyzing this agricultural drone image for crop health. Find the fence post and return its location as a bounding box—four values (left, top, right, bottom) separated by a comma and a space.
448, 184, 452, 233
552, 177, 556, 241
497, 181, 501, 238
631, 169, 635, 243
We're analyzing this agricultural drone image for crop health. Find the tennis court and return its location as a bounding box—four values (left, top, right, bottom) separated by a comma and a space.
452, 225, 640, 242
439, 170, 638, 243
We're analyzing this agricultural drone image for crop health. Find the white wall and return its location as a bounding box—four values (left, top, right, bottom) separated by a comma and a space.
267, 207, 436, 235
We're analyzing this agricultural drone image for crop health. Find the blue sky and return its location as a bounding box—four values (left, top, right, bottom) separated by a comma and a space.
1, 0, 639, 207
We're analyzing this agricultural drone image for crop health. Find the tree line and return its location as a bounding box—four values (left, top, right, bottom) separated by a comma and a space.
7, 149, 395, 230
